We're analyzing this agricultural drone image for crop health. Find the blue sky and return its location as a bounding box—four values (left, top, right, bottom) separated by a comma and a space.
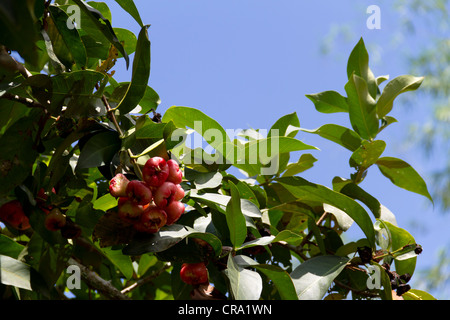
107, 0, 449, 298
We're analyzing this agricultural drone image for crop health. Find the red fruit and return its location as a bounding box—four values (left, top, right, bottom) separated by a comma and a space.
0, 200, 31, 231
44, 208, 66, 231
154, 181, 178, 208
109, 173, 130, 197
180, 262, 209, 285
174, 184, 185, 201
133, 205, 167, 233
125, 180, 152, 205
166, 159, 183, 184
142, 157, 169, 187
118, 197, 145, 222
165, 201, 185, 225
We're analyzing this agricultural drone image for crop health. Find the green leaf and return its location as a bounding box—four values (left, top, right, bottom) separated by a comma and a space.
276, 176, 375, 248
162, 106, 230, 152
345, 73, 378, 140
0, 0, 41, 67
48, 5, 87, 68
234, 256, 298, 300
290, 255, 349, 300
226, 181, 248, 249
300, 124, 362, 152
305, 91, 349, 113
268, 112, 300, 138
72, 0, 130, 68
114, 28, 138, 57
225, 254, 263, 300
114, 0, 144, 27
402, 289, 437, 300
77, 131, 121, 169
282, 154, 317, 177
122, 224, 222, 258
93, 193, 118, 211
346, 38, 377, 99
383, 221, 418, 276
0, 112, 39, 196
101, 246, 134, 280
116, 25, 151, 114
376, 157, 433, 203
332, 177, 382, 219
185, 169, 223, 190
189, 190, 262, 218
0, 234, 25, 259
376, 75, 424, 118
49, 70, 106, 116
0, 254, 32, 291
349, 140, 386, 169
229, 136, 318, 177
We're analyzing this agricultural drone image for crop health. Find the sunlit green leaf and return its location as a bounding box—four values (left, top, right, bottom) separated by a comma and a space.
376, 157, 433, 203
290, 255, 349, 300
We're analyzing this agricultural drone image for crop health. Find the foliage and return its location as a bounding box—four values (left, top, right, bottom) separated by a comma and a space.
0, 0, 437, 300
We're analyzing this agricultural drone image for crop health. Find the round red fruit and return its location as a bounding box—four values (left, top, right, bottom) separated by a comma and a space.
166, 159, 183, 184
165, 201, 185, 225
142, 157, 169, 187
109, 173, 130, 197
0, 200, 31, 231
118, 197, 145, 222
174, 184, 185, 201
44, 208, 66, 231
154, 181, 177, 208
134, 205, 167, 233
180, 262, 209, 285
125, 180, 152, 205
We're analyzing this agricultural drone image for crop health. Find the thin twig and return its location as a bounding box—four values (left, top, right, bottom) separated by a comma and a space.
121, 263, 171, 295
99, 90, 143, 179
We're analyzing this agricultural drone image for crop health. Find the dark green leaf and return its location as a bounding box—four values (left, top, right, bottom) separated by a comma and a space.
0, 0, 41, 67
226, 181, 248, 249
48, 5, 87, 68
77, 131, 121, 169
116, 25, 151, 114
122, 224, 221, 257
0, 112, 39, 196
72, 0, 130, 68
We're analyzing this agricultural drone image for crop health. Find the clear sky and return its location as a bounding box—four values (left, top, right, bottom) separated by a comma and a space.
107, 0, 449, 298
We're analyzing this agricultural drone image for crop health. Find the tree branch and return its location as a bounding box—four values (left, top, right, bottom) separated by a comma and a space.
67, 258, 131, 300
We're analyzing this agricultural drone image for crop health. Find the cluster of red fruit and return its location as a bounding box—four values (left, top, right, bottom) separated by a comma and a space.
0, 188, 81, 238
109, 157, 185, 233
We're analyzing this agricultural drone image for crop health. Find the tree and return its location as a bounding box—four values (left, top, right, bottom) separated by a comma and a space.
0, 0, 437, 300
